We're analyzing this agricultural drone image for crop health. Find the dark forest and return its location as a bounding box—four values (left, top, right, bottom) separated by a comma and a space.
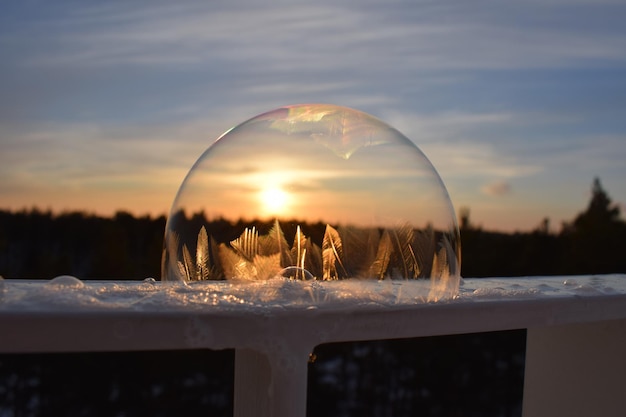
1, 178, 624, 280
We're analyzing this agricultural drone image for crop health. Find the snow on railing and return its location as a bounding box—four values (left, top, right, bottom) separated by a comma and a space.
1, 274, 625, 417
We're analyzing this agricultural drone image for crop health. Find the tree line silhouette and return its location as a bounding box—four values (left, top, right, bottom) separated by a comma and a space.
461, 178, 626, 277
1, 178, 624, 279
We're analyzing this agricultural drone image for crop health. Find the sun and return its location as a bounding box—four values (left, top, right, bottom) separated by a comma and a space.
259, 186, 290, 216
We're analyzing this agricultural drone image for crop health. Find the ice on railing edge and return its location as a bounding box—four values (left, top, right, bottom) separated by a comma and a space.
0, 277, 441, 311
1, 275, 625, 313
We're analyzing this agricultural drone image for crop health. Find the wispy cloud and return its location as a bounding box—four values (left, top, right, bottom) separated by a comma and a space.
381, 110, 542, 180
0, 119, 218, 191
481, 180, 512, 196
13, 0, 626, 72
4, 0, 626, 125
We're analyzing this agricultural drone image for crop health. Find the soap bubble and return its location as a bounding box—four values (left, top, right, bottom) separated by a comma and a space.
47, 275, 85, 289
162, 104, 460, 299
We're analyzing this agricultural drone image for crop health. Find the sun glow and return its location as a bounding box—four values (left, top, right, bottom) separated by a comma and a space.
259, 185, 290, 216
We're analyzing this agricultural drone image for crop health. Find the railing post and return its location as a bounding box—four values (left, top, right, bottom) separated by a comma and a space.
523, 319, 626, 417
234, 345, 311, 417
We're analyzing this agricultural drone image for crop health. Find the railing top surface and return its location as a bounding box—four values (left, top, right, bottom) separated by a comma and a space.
2, 274, 625, 313
1, 275, 625, 353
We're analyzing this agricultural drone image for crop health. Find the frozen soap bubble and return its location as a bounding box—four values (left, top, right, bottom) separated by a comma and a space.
47, 275, 85, 289
161, 104, 460, 300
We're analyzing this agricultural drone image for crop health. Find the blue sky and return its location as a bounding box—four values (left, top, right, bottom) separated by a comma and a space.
1, 0, 625, 231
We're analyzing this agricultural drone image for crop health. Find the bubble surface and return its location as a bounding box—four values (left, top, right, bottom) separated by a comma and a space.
162, 104, 460, 301
47, 275, 85, 289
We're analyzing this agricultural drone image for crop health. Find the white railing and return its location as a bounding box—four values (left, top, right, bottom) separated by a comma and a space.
1, 275, 625, 417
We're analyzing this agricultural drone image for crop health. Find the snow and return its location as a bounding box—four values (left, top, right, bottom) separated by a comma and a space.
1, 275, 625, 313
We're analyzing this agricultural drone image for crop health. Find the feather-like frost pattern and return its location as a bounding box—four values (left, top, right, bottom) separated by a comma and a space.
369, 229, 392, 279
288, 226, 322, 277
168, 219, 457, 285
259, 219, 292, 267
442, 233, 459, 277
428, 245, 448, 302
390, 224, 420, 278
437, 235, 461, 299
290, 226, 312, 279
427, 235, 461, 302
166, 231, 183, 280
299, 248, 307, 273
230, 227, 258, 261
218, 243, 243, 280
291, 226, 305, 269
182, 244, 195, 281
209, 235, 223, 280
196, 226, 210, 280
160, 248, 167, 281
338, 226, 371, 277
412, 227, 435, 279
322, 224, 347, 280
253, 253, 282, 280
177, 261, 187, 281
307, 241, 323, 279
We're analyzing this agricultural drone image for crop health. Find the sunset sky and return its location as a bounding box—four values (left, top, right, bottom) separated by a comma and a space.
1, 0, 625, 232
170, 105, 457, 229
